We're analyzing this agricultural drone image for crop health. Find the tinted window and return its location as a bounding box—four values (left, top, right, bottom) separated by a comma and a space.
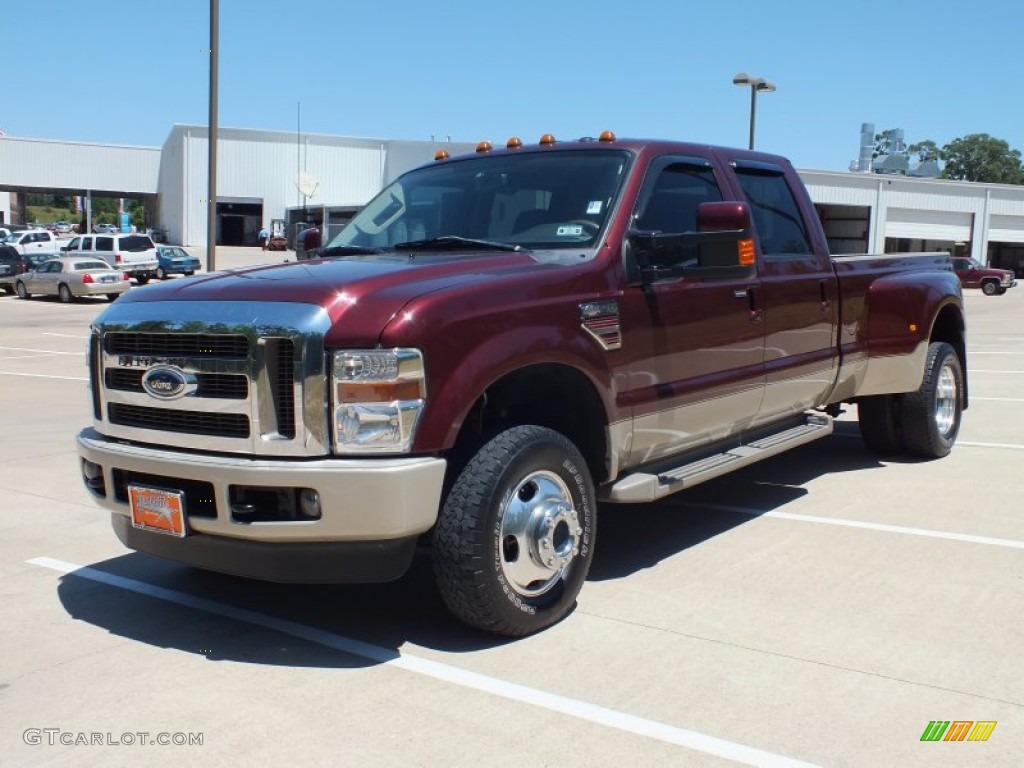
119, 235, 155, 251
95, 237, 114, 252
75, 261, 110, 270
81, 238, 93, 251
734, 170, 812, 256
636, 163, 723, 233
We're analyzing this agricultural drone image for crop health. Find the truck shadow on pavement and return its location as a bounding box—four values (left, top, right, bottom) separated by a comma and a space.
54, 428, 901, 664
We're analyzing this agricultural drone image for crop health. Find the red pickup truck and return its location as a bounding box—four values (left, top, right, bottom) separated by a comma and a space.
952, 256, 1016, 295
77, 133, 967, 635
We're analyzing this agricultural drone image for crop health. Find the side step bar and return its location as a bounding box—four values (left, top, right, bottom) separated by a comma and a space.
602, 413, 833, 504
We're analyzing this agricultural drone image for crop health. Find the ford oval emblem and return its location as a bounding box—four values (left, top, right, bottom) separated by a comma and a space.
141, 365, 197, 400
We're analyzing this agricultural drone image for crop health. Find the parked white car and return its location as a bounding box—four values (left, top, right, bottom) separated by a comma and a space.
14, 256, 130, 302
63, 233, 159, 283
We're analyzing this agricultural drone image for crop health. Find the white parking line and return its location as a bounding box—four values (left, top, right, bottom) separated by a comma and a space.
27, 556, 819, 768
970, 369, 1024, 374
0, 346, 84, 355
958, 440, 1024, 451
43, 333, 90, 339
971, 397, 1024, 403
691, 504, 1024, 549
0, 371, 88, 381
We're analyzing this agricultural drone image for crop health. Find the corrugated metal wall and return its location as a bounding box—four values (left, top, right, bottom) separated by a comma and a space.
158, 126, 473, 245
0, 137, 160, 194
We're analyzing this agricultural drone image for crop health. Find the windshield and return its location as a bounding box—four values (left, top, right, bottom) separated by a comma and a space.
327, 149, 631, 255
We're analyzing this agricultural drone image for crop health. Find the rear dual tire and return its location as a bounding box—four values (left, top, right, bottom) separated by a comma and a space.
858, 341, 963, 459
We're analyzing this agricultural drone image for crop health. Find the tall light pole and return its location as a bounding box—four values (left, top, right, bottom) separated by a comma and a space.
732, 72, 775, 150
207, 0, 219, 271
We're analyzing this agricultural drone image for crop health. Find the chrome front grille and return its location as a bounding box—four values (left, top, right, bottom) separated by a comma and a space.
89, 300, 331, 456
108, 403, 251, 438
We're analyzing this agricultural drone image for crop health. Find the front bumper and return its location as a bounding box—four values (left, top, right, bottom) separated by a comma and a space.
77, 428, 447, 581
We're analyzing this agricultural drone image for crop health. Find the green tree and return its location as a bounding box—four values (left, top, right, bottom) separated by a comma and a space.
873, 128, 908, 159
908, 140, 940, 164
939, 134, 1023, 184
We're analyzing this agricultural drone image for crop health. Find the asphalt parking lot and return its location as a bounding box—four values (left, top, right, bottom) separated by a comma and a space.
1, 253, 1021, 767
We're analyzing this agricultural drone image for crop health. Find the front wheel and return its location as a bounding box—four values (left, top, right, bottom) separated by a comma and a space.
899, 342, 964, 458
432, 425, 596, 636
156, 267, 167, 280
15, 281, 30, 300
982, 281, 998, 295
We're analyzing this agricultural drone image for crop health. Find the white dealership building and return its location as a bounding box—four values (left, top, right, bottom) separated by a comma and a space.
1, 126, 1022, 275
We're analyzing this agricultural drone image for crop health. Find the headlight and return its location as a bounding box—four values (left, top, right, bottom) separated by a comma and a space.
330, 349, 426, 454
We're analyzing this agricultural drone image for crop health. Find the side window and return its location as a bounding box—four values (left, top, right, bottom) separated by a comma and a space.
636, 163, 723, 233
95, 237, 114, 252
734, 170, 812, 257
81, 237, 93, 251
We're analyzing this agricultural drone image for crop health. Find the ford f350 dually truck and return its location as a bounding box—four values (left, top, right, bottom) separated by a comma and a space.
77, 133, 967, 636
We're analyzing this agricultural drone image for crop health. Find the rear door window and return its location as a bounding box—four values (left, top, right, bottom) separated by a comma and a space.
95, 237, 114, 252
733, 167, 812, 257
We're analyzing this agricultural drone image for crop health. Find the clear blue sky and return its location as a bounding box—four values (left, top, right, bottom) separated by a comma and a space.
4, 0, 1022, 171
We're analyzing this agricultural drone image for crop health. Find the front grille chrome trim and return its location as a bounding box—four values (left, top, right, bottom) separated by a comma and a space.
90, 300, 332, 457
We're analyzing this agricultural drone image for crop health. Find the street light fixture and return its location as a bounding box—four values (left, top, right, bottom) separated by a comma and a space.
732, 72, 776, 151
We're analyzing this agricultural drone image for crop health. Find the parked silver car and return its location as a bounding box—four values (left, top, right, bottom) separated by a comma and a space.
14, 256, 130, 302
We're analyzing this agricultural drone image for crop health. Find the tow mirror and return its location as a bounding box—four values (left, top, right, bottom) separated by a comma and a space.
629, 200, 757, 283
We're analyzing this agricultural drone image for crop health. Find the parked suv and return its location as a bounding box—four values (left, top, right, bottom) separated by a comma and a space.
952, 257, 1017, 295
0, 245, 55, 294
63, 233, 159, 284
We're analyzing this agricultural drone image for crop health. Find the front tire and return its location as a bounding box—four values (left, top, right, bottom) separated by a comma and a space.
982, 281, 998, 295
15, 281, 30, 299
900, 342, 963, 458
432, 425, 596, 636
156, 267, 167, 280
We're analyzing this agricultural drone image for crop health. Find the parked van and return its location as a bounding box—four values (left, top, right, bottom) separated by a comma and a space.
63, 233, 159, 283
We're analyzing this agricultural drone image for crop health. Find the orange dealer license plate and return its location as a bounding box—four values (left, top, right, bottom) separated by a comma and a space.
129, 485, 187, 537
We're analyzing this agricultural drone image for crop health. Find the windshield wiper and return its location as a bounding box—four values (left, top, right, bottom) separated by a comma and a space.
315, 244, 386, 258
392, 236, 522, 252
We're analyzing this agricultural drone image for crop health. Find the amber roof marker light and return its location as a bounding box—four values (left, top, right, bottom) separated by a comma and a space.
434, 149, 450, 161
506, 137, 523, 149
539, 134, 557, 146
476, 141, 493, 153
598, 130, 616, 142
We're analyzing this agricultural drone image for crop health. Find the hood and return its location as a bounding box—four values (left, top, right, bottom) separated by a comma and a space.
115, 250, 551, 341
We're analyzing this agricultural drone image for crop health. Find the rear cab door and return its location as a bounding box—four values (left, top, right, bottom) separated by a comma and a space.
616, 153, 766, 467
717, 154, 839, 426
94, 236, 115, 267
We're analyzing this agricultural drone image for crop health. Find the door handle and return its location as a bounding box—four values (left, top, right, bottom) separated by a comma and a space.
819, 279, 831, 311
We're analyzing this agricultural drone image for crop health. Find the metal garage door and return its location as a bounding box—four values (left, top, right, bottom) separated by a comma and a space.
989, 214, 1024, 244
885, 208, 973, 241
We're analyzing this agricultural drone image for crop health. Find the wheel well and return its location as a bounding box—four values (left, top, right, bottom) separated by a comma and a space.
450, 364, 609, 485
930, 303, 968, 408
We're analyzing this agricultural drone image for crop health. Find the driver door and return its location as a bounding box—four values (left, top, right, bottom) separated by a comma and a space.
615, 156, 766, 468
